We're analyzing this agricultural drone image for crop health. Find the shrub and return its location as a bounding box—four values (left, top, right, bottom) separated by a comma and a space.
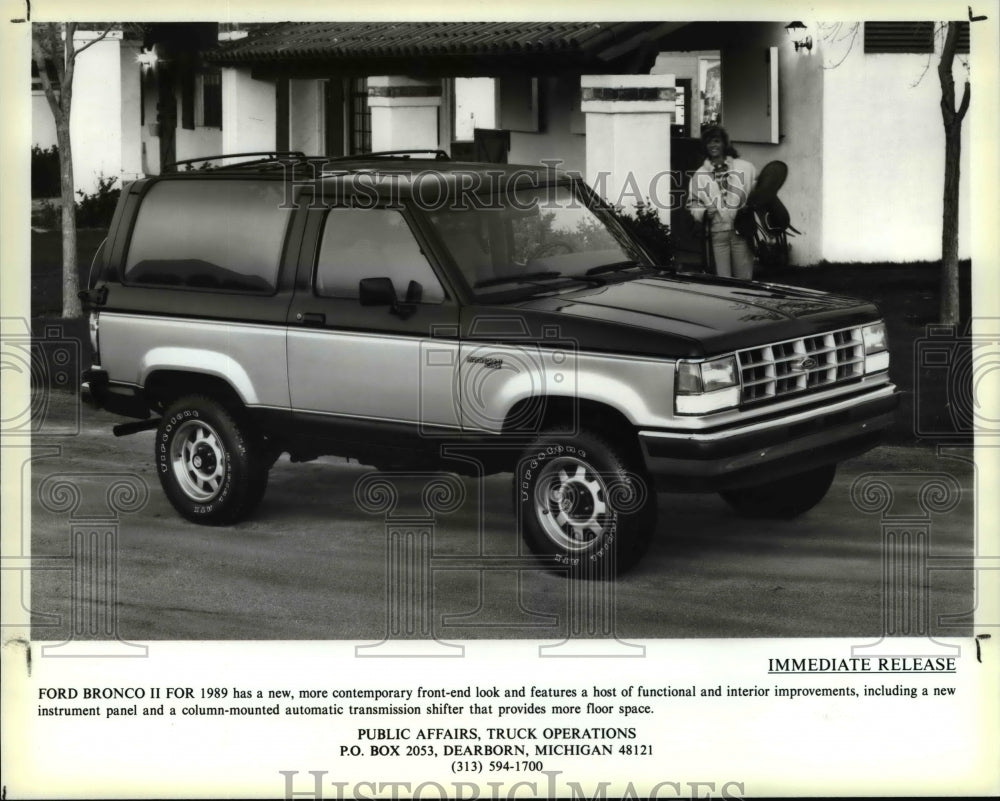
75, 175, 121, 228
608, 201, 674, 265
31, 145, 61, 198
32, 198, 61, 230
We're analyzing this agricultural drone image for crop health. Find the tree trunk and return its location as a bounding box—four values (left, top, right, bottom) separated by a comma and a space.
57, 117, 81, 319
939, 123, 961, 326
938, 21, 970, 326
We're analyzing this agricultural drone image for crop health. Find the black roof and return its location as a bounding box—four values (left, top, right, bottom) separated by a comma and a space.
205, 21, 686, 75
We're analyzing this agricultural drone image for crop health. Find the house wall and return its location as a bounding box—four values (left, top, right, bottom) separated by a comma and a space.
507, 76, 586, 175
222, 67, 276, 156
139, 69, 159, 174
175, 126, 222, 166
735, 26, 825, 266
289, 79, 323, 155
453, 77, 496, 141
139, 68, 223, 175
32, 94, 58, 150
821, 25, 972, 262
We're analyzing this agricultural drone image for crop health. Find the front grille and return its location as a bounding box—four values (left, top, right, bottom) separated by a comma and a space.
738, 326, 865, 405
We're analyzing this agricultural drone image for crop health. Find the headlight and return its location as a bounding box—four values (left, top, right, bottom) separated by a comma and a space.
675, 355, 740, 414
862, 321, 890, 374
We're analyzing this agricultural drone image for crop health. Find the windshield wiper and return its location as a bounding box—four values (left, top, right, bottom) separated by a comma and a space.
584, 260, 642, 276
474, 271, 562, 289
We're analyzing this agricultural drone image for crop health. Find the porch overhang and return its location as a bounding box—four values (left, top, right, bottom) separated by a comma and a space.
204, 21, 689, 78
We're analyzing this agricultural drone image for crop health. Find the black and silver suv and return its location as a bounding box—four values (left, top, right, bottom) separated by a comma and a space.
81, 151, 899, 574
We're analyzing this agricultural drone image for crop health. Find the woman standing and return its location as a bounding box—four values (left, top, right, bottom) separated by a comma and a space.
688, 125, 757, 279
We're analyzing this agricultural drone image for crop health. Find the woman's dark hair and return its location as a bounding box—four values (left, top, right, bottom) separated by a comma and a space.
700, 125, 739, 158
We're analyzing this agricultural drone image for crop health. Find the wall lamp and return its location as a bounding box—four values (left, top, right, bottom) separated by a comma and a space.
135, 47, 159, 70
785, 21, 813, 52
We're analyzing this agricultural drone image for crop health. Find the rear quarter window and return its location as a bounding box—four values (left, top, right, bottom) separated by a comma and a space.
123, 180, 291, 293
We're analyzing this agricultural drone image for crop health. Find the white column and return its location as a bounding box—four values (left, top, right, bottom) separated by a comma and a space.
367, 76, 442, 153
70, 30, 125, 194
581, 74, 677, 223
222, 66, 276, 157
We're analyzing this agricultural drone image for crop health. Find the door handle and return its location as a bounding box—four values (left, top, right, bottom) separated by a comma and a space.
297, 312, 326, 326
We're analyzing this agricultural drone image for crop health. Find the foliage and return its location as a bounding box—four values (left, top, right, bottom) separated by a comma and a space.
507, 200, 672, 265
511, 210, 558, 262
31, 145, 61, 198
606, 202, 674, 265
76, 176, 121, 228
32, 176, 122, 231
33, 199, 61, 230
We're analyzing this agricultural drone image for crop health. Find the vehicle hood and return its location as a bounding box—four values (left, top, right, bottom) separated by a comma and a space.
468, 273, 882, 358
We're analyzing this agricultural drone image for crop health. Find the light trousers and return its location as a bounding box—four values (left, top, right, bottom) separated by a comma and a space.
710, 227, 754, 279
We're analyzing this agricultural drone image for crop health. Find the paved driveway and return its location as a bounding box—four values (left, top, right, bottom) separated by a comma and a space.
25, 391, 976, 642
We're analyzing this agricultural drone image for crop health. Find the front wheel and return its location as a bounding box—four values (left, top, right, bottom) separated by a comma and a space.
720, 464, 836, 519
155, 395, 268, 525
515, 429, 656, 577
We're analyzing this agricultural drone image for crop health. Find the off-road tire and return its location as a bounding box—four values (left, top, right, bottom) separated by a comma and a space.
155, 395, 268, 525
515, 428, 656, 577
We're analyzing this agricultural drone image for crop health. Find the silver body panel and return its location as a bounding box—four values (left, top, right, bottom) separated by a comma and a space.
99, 313, 291, 408
99, 312, 894, 435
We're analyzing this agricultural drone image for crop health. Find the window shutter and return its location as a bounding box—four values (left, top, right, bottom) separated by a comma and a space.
956, 21, 970, 54
864, 22, 934, 54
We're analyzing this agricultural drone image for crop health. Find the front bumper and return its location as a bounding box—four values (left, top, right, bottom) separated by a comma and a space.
638, 384, 900, 490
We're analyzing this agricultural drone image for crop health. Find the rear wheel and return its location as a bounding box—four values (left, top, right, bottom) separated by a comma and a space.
720, 464, 836, 519
515, 429, 655, 577
156, 395, 268, 524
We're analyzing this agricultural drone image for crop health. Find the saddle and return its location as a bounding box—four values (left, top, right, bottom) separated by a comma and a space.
735, 161, 801, 272
736, 161, 801, 240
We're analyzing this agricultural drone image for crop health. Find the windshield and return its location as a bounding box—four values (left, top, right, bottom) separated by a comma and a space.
425, 184, 650, 297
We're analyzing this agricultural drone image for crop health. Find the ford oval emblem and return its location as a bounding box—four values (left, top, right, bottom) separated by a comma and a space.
799, 357, 817, 371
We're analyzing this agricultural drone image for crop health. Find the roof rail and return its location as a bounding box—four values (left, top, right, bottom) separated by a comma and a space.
327, 149, 451, 162
164, 151, 310, 171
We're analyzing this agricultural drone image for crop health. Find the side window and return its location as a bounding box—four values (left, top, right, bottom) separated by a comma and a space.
123, 180, 290, 293
315, 208, 445, 303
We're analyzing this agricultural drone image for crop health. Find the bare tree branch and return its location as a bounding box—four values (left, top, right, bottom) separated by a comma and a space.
72, 23, 116, 59
911, 55, 933, 88
821, 23, 859, 70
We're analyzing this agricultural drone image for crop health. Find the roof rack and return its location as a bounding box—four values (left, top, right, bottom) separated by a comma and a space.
327, 149, 451, 162
163, 149, 451, 174
164, 151, 310, 171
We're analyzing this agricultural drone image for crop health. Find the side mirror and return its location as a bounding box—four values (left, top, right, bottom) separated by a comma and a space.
358, 277, 397, 306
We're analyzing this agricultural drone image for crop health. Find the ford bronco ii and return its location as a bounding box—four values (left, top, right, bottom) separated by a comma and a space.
81, 151, 898, 574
